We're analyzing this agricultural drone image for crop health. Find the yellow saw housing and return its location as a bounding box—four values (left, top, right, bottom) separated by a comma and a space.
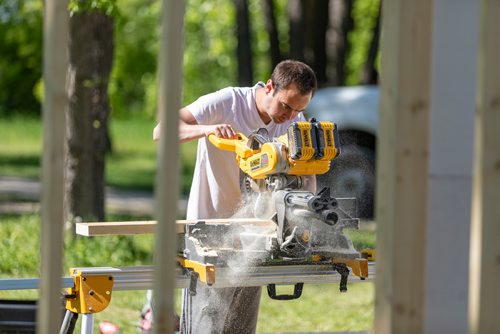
208, 120, 340, 179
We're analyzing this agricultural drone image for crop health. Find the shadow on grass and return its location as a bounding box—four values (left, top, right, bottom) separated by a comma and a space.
0, 154, 40, 169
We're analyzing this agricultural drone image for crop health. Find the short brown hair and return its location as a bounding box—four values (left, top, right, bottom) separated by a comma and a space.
271, 60, 317, 96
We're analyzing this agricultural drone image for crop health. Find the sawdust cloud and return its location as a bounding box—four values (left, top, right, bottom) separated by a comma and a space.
225, 193, 276, 275
193, 196, 269, 333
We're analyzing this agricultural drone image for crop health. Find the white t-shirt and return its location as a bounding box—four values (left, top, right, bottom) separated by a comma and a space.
186, 83, 306, 219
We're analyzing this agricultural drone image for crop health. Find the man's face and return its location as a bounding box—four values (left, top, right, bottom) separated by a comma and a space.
263, 80, 312, 124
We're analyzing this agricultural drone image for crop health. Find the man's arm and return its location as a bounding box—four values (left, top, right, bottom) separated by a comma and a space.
153, 107, 238, 143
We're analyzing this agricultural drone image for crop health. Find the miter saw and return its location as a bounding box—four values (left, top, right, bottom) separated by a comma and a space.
177, 119, 368, 299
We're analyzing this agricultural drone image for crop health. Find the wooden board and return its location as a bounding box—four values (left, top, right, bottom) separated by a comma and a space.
375, 1, 432, 333
76, 218, 277, 236
469, 0, 500, 331
38, 0, 70, 332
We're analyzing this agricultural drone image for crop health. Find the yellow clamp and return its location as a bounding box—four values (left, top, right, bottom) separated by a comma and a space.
177, 257, 216, 285
360, 248, 376, 261
332, 257, 369, 279
65, 269, 114, 314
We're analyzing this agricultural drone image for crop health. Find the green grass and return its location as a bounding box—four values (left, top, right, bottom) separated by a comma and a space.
0, 117, 41, 179
0, 286, 374, 333
346, 225, 376, 250
258, 283, 374, 332
0, 115, 197, 195
0, 213, 154, 278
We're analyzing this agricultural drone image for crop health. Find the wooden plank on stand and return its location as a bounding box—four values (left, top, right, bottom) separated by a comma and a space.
76, 218, 277, 236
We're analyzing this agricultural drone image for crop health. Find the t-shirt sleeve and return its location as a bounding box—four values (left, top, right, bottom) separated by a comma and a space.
186, 88, 234, 125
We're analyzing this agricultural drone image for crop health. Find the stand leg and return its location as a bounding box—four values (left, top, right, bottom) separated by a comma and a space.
81, 314, 94, 334
60, 310, 79, 334
60, 310, 71, 333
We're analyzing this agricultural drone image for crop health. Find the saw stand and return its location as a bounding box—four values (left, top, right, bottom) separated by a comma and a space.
0, 219, 373, 334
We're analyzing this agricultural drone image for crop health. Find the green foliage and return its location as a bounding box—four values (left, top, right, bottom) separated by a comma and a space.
182, 0, 237, 103
0, 213, 153, 278
110, 0, 238, 118
65, 234, 152, 268
0, 214, 39, 277
248, 0, 273, 80
0, 0, 381, 117
346, 0, 381, 85
109, 0, 160, 118
69, 0, 118, 16
0, 0, 42, 116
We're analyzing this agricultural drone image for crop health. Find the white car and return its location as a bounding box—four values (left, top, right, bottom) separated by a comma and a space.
306, 85, 379, 218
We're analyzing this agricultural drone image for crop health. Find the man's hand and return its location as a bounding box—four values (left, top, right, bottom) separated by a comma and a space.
206, 124, 238, 139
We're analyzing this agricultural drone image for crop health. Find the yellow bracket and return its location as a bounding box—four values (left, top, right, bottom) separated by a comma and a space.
65, 269, 114, 314
360, 248, 376, 261
177, 257, 216, 285
332, 257, 369, 279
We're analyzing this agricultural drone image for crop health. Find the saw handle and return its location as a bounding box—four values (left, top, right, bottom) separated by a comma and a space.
207, 133, 246, 152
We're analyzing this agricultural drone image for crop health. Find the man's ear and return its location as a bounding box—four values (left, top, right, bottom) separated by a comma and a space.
265, 79, 273, 94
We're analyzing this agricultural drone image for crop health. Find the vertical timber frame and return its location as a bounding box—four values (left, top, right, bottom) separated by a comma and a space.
375, 1, 433, 333
469, 0, 500, 333
153, 1, 185, 333
37, 0, 69, 332
424, 1, 478, 333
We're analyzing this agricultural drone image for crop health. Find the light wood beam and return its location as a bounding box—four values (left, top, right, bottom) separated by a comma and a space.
153, 1, 185, 333
469, 0, 500, 333
75, 219, 276, 236
37, 0, 69, 333
375, 1, 433, 333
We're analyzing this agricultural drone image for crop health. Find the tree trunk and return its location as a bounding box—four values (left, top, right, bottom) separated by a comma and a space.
288, 0, 305, 61
262, 0, 281, 68
360, 1, 381, 85
66, 11, 114, 222
234, 0, 253, 86
327, 0, 354, 86
304, 0, 329, 85
288, 0, 329, 84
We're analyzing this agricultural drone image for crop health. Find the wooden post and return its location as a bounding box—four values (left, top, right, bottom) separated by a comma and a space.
469, 0, 500, 333
424, 2, 478, 333
153, 1, 185, 333
375, 1, 432, 333
37, 0, 68, 332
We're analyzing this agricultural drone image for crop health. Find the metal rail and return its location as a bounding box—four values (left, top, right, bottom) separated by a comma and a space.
0, 262, 375, 291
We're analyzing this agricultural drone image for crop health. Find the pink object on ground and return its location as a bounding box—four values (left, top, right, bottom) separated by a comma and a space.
99, 321, 120, 334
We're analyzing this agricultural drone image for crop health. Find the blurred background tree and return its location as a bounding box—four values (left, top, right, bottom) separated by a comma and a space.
65, 0, 117, 221
0, 0, 380, 119
0, 0, 42, 117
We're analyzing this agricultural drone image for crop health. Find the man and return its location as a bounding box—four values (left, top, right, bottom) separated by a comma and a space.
153, 60, 317, 334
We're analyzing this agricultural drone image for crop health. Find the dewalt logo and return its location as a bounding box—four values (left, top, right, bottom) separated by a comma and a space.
250, 157, 261, 171
325, 129, 333, 147
302, 129, 310, 147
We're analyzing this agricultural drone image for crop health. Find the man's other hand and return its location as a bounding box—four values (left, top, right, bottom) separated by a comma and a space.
207, 124, 238, 139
